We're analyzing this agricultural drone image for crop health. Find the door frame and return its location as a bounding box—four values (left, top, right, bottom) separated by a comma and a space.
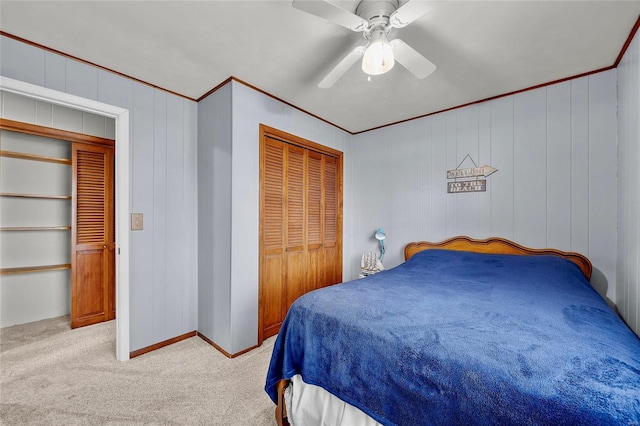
1, 76, 130, 361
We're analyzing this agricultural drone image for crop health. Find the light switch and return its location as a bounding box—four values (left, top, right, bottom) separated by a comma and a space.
131, 213, 143, 231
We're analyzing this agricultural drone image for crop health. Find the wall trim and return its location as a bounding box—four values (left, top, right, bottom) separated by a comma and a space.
615, 14, 640, 67
130, 331, 197, 358
352, 65, 615, 134
197, 332, 259, 358
0, 75, 131, 362
128, 330, 260, 359
198, 77, 352, 135
0, 31, 196, 102
196, 77, 233, 102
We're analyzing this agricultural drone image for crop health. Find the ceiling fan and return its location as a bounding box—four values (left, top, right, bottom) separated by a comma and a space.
292, 0, 437, 88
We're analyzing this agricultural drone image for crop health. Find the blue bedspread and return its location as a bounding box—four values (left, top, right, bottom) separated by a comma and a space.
265, 249, 640, 425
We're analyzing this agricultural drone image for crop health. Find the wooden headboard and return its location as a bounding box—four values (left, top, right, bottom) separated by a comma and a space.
404, 236, 592, 280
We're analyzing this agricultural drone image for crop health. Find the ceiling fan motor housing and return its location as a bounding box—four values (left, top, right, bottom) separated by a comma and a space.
356, 0, 399, 21
356, 0, 399, 37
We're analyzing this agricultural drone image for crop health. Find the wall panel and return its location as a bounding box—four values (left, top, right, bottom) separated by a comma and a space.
44, 51, 66, 93
570, 78, 590, 257
430, 114, 447, 242
198, 83, 232, 350
66, 60, 98, 101
617, 27, 640, 335
477, 103, 492, 238
546, 82, 572, 250
513, 89, 547, 248
165, 95, 185, 338
588, 71, 618, 303
456, 106, 480, 238
391, 120, 422, 251
445, 113, 457, 237
0, 36, 45, 86
152, 90, 168, 340
489, 97, 515, 239
181, 101, 198, 334
130, 83, 155, 348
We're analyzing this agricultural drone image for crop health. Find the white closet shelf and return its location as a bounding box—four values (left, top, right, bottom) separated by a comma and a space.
0, 193, 71, 200
0, 263, 71, 275
0, 150, 71, 165
0, 226, 71, 231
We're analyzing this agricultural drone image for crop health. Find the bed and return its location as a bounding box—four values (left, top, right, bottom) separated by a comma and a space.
265, 236, 640, 426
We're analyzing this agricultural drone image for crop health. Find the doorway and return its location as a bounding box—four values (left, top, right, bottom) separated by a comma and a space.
0, 76, 131, 360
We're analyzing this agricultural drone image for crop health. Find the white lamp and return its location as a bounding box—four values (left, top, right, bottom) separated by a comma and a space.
362, 29, 395, 76
375, 227, 386, 262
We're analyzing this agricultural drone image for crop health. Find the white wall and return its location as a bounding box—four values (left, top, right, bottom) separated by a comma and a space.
0, 35, 198, 352
617, 27, 640, 336
0, 91, 115, 327
348, 71, 618, 306
198, 82, 233, 350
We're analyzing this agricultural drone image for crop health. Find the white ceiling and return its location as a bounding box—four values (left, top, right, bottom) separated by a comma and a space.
1, 1, 639, 133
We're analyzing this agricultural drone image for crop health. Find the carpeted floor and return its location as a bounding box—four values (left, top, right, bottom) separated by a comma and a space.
0, 316, 277, 425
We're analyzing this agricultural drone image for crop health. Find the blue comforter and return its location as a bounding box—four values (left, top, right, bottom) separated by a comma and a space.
265, 249, 640, 425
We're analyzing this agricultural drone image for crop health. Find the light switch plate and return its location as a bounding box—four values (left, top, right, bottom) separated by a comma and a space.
131, 213, 143, 230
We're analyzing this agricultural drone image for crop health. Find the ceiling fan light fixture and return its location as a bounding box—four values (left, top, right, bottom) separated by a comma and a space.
362, 30, 395, 76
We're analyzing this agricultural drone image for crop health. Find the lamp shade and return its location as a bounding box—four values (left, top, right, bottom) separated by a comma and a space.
375, 227, 386, 262
362, 31, 395, 76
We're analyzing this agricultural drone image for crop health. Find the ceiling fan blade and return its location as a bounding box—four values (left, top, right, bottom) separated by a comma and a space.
292, 0, 368, 32
390, 39, 436, 79
318, 45, 366, 88
389, 0, 431, 28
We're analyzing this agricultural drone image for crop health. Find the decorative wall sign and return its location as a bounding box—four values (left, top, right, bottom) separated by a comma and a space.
447, 165, 497, 179
448, 180, 486, 193
447, 154, 497, 194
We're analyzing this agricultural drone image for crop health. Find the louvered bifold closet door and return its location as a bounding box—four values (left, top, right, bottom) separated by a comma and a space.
261, 138, 286, 339
71, 142, 115, 328
285, 145, 306, 309
306, 151, 324, 292
259, 126, 343, 343
322, 155, 341, 287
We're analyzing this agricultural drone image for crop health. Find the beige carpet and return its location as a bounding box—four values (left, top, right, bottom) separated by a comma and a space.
0, 316, 277, 425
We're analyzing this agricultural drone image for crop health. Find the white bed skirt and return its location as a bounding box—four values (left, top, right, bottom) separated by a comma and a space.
285, 374, 383, 426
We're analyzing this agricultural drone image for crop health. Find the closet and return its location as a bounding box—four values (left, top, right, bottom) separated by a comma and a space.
259, 125, 343, 342
0, 118, 114, 329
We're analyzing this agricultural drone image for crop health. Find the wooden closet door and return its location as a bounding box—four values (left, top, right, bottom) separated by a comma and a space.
261, 138, 286, 339
259, 125, 343, 343
261, 138, 307, 339
322, 155, 341, 287
285, 145, 306, 308
306, 151, 324, 292
71, 142, 115, 328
